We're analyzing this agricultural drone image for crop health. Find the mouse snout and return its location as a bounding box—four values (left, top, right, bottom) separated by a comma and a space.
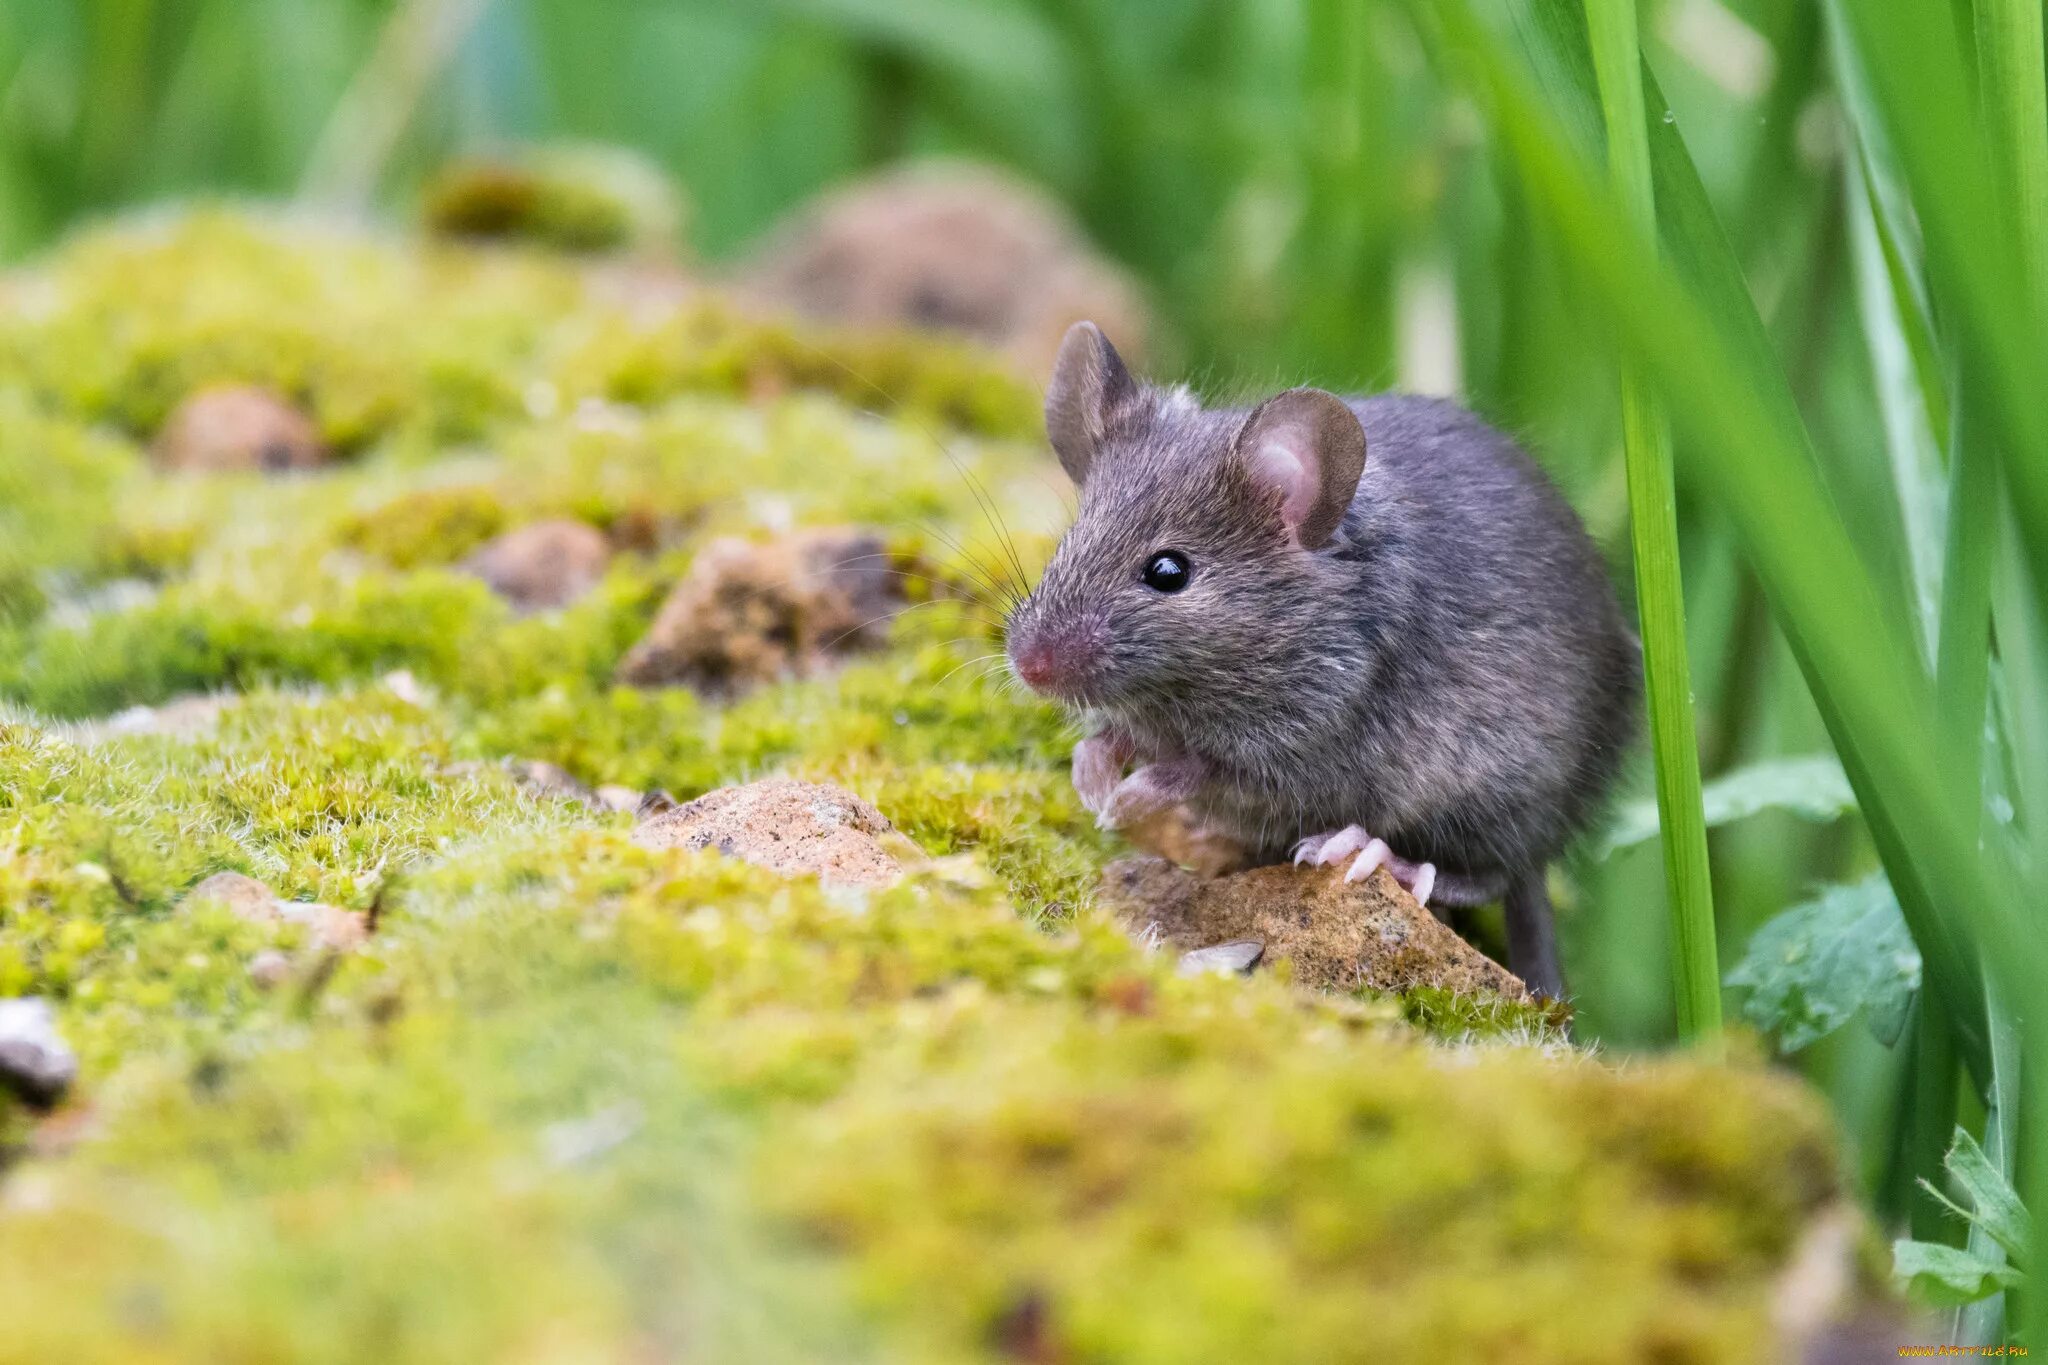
1007, 620, 1105, 699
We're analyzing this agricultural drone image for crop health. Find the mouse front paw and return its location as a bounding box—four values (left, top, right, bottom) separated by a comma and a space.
1071, 729, 1134, 815
1099, 756, 1207, 831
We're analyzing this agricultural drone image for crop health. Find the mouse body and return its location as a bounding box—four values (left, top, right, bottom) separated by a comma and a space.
1004, 324, 1640, 998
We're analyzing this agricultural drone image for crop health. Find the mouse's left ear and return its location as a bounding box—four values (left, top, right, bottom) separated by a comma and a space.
1230, 388, 1367, 549
1045, 321, 1137, 487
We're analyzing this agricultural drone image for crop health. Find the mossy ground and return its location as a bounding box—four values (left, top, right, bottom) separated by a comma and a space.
0, 211, 1842, 1363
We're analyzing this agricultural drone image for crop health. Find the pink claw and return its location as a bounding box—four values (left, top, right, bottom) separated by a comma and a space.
1314, 826, 1370, 867
1409, 862, 1436, 907
1297, 826, 1437, 907
1344, 838, 1391, 883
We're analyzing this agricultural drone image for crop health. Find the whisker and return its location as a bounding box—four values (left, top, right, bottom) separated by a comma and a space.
934, 651, 1008, 687
767, 332, 1040, 604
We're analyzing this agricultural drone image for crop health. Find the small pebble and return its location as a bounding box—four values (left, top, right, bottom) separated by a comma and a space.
1177, 940, 1266, 977
248, 951, 293, 991
152, 384, 326, 473
0, 998, 79, 1108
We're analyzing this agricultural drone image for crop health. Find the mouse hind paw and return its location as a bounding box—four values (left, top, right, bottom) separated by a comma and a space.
1294, 824, 1437, 907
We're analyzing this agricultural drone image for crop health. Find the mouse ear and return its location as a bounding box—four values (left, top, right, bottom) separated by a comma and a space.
1044, 321, 1137, 486
1230, 388, 1367, 549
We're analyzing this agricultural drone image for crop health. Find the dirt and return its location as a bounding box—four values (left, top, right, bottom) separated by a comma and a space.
631, 777, 917, 888
733, 160, 1153, 376
458, 518, 613, 611
615, 527, 908, 696
180, 872, 368, 951
1099, 856, 1531, 1001
152, 384, 327, 473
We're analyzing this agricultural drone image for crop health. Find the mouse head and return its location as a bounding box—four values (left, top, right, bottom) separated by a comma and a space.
1005, 322, 1368, 714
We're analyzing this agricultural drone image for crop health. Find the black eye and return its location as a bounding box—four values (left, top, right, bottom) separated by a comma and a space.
1141, 550, 1192, 593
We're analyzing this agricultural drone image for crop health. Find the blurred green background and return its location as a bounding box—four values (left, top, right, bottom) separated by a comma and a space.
0, 0, 1938, 1198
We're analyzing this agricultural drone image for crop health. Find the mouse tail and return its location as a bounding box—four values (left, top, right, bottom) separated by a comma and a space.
1504, 871, 1566, 1003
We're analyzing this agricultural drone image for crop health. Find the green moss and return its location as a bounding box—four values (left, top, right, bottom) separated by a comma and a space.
420, 143, 689, 256
0, 394, 147, 621
0, 211, 1040, 459
1394, 984, 1576, 1043
332, 485, 512, 569
0, 205, 1853, 1364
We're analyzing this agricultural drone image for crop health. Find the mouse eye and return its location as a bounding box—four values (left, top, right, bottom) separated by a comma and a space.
1141, 550, 1192, 593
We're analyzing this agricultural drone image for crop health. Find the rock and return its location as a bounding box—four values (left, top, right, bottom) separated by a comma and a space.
69, 692, 229, 745
277, 902, 370, 952
455, 759, 669, 819
508, 759, 596, 803
733, 160, 1153, 377
631, 778, 915, 888
458, 519, 613, 612
1100, 857, 1530, 1001
182, 871, 278, 922
1769, 1203, 1911, 1364
247, 950, 293, 991
152, 384, 326, 473
1121, 804, 1252, 878
0, 998, 78, 1108
615, 527, 908, 695
180, 872, 368, 951
1177, 940, 1265, 977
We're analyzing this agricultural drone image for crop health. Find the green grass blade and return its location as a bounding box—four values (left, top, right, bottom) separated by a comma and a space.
1935, 374, 1997, 797
1974, 0, 2048, 295
1425, 0, 2040, 1056
300, 0, 492, 208
1834, 1, 2048, 620
1476, 0, 1989, 1075
1582, 0, 1719, 1045
1908, 1004, 1961, 1244
1844, 154, 1945, 662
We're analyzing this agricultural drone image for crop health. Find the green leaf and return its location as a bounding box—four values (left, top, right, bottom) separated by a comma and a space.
1599, 754, 1856, 856
1725, 873, 1920, 1051
1930, 1127, 2034, 1264
1958, 997, 2025, 1345
1893, 1238, 2025, 1307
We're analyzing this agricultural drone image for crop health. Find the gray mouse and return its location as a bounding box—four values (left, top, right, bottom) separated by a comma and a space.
1004, 323, 1640, 999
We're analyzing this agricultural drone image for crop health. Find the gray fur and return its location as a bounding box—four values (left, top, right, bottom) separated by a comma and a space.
1007, 332, 1640, 926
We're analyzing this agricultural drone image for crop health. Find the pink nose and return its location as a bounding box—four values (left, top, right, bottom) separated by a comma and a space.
1011, 640, 1063, 691
1011, 628, 1104, 694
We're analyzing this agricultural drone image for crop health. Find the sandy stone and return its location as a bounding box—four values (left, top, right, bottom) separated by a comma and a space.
182, 872, 279, 922
247, 950, 294, 991
0, 998, 77, 1108
508, 759, 596, 803
458, 518, 613, 612
153, 384, 326, 473
631, 778, 913, 888
615, 527, 907, 695
593, 784, 644, 814
1177, 940, 1265, 977
1121, 804, 1253, 878
1100, 857, 1530, 1001
70, 692, 230, 745
277, 902, 370, 952
180, 872, 368, 951
734, 160, 1153, 376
